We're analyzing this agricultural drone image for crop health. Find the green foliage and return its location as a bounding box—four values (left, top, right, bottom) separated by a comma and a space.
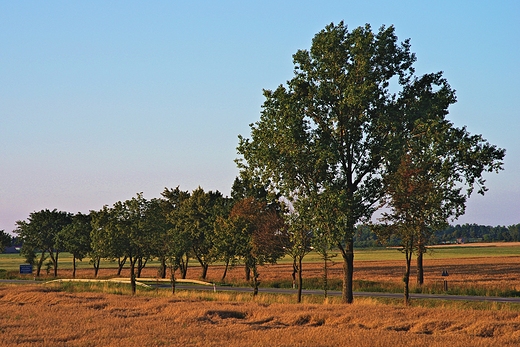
58, 213, 92, 271
0, 230, 12, 252
434, 224, 520, 243
15, 209, 73, 276
172, 187, 229, 279
237, 22, 419, 303
90, 193, 168, 293
161, 186, 192, 281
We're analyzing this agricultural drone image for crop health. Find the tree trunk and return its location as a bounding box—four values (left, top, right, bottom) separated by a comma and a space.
158, 257, 167, 278
194, 252, 208, 280
117, 256, 127, 276
137, 257, 142, 278
200, 263, 208, 280
322, 250, 329, 298
137, 257, 148, 278
292, 258, 297, 289
130, 256, 137, 295
180, 254, 188, 279
36, 251, 46, 277
93, 257, 100, 278
297, 256, 303, 303
404, 249, 412, 306
221, 259, 229, 281
170, 265, 176, 295
251, 265, 259, 296
72, 256, 76, 279
340, 239, 354, 304
416, 251, 424, 285
53, 250, 59, 277
244, 264, 251, 281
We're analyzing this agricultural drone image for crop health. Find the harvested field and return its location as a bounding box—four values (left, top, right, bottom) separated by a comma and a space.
2, 284, 520, 346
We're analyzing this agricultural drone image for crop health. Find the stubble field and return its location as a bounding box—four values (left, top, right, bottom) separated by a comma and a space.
2, 284, 520, 347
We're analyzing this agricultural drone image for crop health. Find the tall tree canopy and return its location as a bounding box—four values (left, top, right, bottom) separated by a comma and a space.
238, 22, 416, 303
237, 22, 505, 303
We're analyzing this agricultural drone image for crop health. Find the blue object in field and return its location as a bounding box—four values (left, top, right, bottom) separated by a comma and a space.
19, 264, 33, 274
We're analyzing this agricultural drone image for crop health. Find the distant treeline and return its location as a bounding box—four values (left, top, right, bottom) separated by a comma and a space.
354, 223, 520, 248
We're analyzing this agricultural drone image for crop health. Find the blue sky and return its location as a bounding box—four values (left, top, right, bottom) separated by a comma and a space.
1, 1, 519, 232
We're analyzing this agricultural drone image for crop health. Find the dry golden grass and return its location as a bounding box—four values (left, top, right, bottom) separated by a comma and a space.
2, 284, 520, 347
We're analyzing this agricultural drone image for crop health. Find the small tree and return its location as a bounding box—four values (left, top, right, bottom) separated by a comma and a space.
90, 206, 116, 277
375, 153, 448, 305
214, 216, 244, 281
163, 213, 191, 294
58, 213, 92, 278
91, 205, 126, 277
91, 194, 158, 295
162, 187, 191, 279
375, 77, 505, 304
175, 187, 227, 280
285, 208, 313, 303
228, 198, 288, 295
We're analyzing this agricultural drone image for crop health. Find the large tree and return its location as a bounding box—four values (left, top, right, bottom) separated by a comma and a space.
237, 22, 416, 303
375, 75, 504, 304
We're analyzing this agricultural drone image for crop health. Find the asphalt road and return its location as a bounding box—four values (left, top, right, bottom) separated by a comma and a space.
170, 283, 520, 303
2, 279, 520, 303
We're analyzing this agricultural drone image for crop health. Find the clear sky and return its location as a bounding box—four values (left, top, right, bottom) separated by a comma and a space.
1, 1, 518, 233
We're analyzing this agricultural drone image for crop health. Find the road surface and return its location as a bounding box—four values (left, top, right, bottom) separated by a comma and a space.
168, 283, 520, 303
2, 279, 520, 303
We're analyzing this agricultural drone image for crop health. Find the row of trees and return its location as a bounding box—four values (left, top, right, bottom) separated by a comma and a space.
14, 181, 290, 296
354, 224, 520, 247
435, 224, 520, 243
14, 22, 506, 305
